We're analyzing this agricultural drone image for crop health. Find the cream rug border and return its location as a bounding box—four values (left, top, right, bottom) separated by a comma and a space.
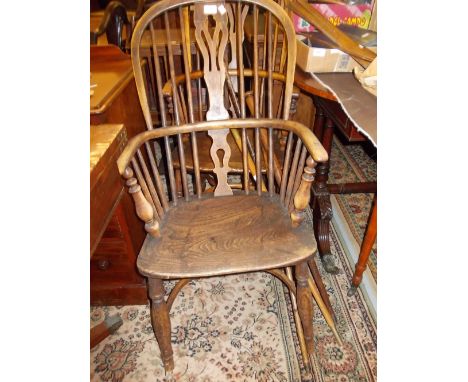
331, 195, 377, 321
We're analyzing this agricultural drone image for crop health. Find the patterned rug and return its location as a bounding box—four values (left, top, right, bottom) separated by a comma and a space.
90, 211, 376, 382
329, 137, 377, 282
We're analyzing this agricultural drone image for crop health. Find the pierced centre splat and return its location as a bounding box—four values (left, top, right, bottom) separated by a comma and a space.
194, 2, 232, 196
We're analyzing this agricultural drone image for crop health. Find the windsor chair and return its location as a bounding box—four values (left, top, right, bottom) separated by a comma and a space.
121, 0, 337, 373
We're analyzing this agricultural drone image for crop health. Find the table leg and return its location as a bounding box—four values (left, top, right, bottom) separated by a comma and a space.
90, 314, 123, 349
312, 103, 325, 141
348, 195, 377, 296
312, 117, 338, 274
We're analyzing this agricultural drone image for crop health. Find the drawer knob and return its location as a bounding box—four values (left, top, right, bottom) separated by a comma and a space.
97, 259, 110, 270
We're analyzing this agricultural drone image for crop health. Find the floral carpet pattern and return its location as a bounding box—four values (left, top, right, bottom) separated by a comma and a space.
91, 221, 376, 381
328, 138, 377, 282
90, 138, 377, 381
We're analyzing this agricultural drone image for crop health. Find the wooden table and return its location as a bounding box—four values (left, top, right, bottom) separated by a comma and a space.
91, 45, 146, 139
90, 45, 148, 306
294, 67, 377, 288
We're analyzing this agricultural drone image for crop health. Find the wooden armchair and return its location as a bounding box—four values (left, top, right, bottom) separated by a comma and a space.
121, 0, 341, 373
118, 118, 330, 373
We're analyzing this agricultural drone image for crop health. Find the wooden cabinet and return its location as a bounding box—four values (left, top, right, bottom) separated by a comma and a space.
90, 45, 149, 305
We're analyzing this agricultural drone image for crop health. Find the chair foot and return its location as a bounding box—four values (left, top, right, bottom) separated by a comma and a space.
148, 278, 175, 373
321, 254, 339, 274
347, 285, 358, 297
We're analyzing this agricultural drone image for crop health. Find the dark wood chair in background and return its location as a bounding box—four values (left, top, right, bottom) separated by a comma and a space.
119, 0, 341, 373
90, 1, 133, 51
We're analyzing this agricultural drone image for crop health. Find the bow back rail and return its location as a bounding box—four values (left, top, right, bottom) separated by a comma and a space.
129, 0, 300, 199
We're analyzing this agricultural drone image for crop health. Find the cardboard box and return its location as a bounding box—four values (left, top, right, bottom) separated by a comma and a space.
296, 35, 358, 73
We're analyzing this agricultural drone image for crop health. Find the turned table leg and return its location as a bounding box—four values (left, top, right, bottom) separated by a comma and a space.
348, 195, 377, 296
312, 103, 325, 141
312, 116, 338, 274
90, 314, 123, 349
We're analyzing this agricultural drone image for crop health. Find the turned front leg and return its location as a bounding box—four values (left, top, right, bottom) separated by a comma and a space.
295, 262, 315, 354
148, 278, 174, 372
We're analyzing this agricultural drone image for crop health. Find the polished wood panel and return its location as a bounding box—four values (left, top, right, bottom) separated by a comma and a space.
90, 46, 149, 305
90, 124, 127, 254
90, 45, 147, 140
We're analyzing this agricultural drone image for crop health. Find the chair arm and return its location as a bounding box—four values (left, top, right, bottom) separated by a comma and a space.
117, 118, 328, 174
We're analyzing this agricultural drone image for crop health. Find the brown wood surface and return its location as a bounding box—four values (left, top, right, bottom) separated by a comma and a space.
117, 119, 328, 172
91, 193, 147, 305
90, 314, 123, 349
137, 194, 317, 279
294, 66, 336, 102
90, 46, 149, 306
90, 124, 127, 254
90, 45, 134, 114
351, 195, 377, 289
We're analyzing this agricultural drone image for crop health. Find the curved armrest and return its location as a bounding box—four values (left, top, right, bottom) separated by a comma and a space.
117, 118, 328, 174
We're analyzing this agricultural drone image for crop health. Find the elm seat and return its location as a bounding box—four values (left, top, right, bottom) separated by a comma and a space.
137, 194, 317, 279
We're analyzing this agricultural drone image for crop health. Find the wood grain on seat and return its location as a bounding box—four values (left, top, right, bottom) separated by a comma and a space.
137, 194, 317, 278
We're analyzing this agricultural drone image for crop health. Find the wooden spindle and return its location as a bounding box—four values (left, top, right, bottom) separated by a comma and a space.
267, 11, 274, 195
165, 11, 189, 201
151, 141, 170, 212
284, 139, 303, 206
179, 7, 201, 197
237, 2, 246, 119
253, 5, 259, 119
123, 166, 160, 237
259, 10, 268, 117
177, 85, 188, 124
291, 156, 317, 228
150, 21, 177, 204
279, 131, 294, 202
288, 146, 307, 213
136, 149, 164, 218
272, 21, 279, 73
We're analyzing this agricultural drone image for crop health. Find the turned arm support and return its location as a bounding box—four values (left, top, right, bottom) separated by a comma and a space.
291, 156, 317, 227
123, 167, 161, 238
